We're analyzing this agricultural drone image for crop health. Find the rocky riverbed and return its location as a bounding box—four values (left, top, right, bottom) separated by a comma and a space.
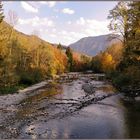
0, 72, 140, 139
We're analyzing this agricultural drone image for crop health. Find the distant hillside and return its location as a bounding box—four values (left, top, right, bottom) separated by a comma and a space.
0, 21, 69, 82
69, 34, 122, 56
0, 21, 53, 51
0, 21, 91, 78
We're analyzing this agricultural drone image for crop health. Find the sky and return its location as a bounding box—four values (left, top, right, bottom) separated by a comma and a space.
3, 1, 118, 45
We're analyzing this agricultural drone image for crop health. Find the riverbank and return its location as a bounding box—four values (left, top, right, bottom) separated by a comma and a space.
0, 81, 51, 109
106, 71, 140, 100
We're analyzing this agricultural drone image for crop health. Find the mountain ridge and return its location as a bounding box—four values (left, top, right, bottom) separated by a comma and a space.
69, 34, 122, 56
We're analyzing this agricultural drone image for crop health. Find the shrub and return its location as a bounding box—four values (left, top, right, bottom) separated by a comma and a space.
112, 73, 132, 87
0, 86, 19, 94
19, 72, 34, 85
31, 68, 44, 83
18, 68, 44, 86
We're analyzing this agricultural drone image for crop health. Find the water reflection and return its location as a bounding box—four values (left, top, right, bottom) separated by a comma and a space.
37, 94, 129, 139
122, 100, 140, 138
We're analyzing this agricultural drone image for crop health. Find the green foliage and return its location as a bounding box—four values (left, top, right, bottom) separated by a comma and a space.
0, 86, 19, 95
112, 73, 131, 87
19, 73, 34, 86
19, 68, 44, 85
80, 55, 91, 71
66, 47, 73, 71
18, 68, 43, 86
91, 56, 102, 73
57, 43, 63, 50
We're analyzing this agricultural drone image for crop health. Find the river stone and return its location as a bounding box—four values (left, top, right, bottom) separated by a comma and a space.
82, 83, 95, 94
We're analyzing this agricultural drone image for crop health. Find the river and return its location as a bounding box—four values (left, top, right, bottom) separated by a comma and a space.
0, 73, 139, 139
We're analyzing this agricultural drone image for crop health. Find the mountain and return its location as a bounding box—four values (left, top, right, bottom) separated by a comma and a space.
0, 21, 53, 50
69, 34, 122, 56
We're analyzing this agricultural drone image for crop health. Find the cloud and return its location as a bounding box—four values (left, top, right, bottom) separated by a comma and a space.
55, 18, 110, 45
18, 16, 54, 27
40, 1, 56, 7
76, 17, 85, 25
36, 17, 110, 45
16, 16, 110, 46
50, 34, 57, 38
21, 2, 38, 13
76, 17, 110, 36
67, 21, 73, 25
62, 8, 75, 14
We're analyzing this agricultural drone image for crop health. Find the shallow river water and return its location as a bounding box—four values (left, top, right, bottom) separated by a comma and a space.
0, 73, 140, 139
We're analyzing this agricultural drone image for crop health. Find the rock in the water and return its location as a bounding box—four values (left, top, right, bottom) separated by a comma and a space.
82, 83, 95, 94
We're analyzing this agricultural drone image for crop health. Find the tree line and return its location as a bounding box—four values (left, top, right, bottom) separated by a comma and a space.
0, 2, 91, 94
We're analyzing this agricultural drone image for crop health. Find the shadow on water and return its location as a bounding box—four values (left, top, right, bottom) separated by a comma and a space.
122, 99, 140, 138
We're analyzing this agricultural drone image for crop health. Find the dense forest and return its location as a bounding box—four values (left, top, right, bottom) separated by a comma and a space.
0, 1, 140, 96
91, 2, 140, 96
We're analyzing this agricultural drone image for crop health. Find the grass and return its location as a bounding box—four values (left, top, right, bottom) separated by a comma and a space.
0, 84, 29, 95
0, 86, 19, 95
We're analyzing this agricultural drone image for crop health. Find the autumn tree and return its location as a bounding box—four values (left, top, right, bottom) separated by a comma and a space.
116, 2, 140, 70
108, 2, 129, 45
0, 2, 4, 23
127, 2, 140, 56
101, 52, 115, 72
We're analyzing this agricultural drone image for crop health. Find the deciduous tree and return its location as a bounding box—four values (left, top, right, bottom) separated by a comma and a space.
108, 2, 129, 45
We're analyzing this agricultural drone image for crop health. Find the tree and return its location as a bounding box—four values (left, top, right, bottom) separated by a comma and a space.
66, 47, 73, 71
118, 2, 140, 70
91, 56, 102, 73
108, 2, 129, 45
0, 2, 4, 23
57, 43, 63, 50
101, 52, 115, 72
81, 55, 91, 71
107, 1, 140, 95
127, 2, 140, 55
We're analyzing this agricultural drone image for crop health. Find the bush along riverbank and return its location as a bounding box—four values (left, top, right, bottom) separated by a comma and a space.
106, 68, 140, 98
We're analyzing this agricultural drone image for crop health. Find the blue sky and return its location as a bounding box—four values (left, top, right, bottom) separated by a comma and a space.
3, 1, 118, 45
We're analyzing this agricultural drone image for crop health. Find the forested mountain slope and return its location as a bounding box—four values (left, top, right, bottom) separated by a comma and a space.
69, 34, 122, 56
